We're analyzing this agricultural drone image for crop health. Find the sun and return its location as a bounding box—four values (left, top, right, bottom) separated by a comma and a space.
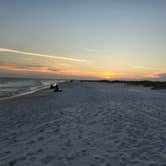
103, 72, 115, 79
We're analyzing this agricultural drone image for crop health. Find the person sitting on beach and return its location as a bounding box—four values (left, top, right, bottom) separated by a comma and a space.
54, 84, 59, 92
50, 84, 55, 89
50, 83, 58, 89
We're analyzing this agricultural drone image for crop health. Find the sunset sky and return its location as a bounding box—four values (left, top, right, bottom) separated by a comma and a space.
0, 0, 166, 80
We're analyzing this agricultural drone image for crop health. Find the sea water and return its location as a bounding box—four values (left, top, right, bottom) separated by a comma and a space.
0, 77, 64, 100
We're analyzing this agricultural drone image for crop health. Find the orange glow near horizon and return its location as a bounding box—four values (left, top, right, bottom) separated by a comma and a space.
0, 64, 161, 80
0, 65, 56, 73
103, 72, 117, 79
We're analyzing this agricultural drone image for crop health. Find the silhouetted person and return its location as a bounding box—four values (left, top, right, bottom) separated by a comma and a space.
54, 84, 59, 92
50, 84, 55, 89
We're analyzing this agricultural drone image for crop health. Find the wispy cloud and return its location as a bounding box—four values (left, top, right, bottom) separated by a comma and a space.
84, 48, 99, 53
131, 65, 157, 70
0, 48, 86, 62
147, 73, 166, 81
84, 48, 111, 54
0, 64, 60, 73
0, 64, 100, 79
1, 63, 164, 80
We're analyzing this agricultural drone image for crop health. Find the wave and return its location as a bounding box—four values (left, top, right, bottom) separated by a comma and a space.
0, 78, 65, 101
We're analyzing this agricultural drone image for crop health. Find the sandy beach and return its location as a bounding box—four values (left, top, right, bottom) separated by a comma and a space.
0, 81, 166, 166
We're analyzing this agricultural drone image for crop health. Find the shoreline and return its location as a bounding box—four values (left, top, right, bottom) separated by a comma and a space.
0, 81, 66, 101
0, 86, 49, 101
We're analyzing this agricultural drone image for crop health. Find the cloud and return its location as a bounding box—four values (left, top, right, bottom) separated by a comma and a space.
158, 73, 166, 79
84, 48, 111, 54
0, 64, 60, 73
85, 48, 99, 53
130, 65, 158, 71
155, 73, 166, 81
0, 64, 104, 79
0, 48, 86, 62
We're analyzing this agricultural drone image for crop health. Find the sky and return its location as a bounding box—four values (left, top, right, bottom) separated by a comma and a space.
0, 0, 166, 80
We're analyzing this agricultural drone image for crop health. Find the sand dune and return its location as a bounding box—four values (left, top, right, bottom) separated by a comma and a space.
0, 82, 166, 166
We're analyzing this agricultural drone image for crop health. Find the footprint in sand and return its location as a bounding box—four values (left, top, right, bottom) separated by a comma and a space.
36, 148, 43, 153
93, 155, 105, 164
37, 136, 44, 141
41, 155, 55, 164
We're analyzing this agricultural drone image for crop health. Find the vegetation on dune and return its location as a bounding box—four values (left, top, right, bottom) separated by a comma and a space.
81, 80, 166, 90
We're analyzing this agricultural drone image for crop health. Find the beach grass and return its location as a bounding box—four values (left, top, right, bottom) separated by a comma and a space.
81, 80, 166, 90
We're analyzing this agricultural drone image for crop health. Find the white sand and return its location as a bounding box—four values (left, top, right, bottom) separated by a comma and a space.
0, 82, 166, 166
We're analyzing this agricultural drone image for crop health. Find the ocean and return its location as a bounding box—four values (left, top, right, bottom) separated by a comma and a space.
0, 77, 65, 100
